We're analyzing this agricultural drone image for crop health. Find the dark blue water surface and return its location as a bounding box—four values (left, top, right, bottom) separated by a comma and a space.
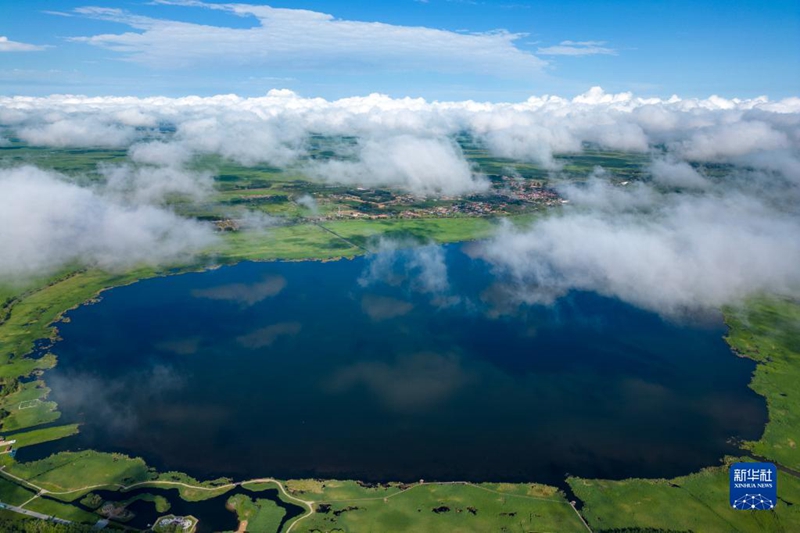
25, 245, 765, 486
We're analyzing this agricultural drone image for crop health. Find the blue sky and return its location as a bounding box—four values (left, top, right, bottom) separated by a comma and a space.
0, 0, 797, 100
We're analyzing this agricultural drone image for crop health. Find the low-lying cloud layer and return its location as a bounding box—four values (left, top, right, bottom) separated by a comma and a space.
476, 182, 800, 317
1, 88, 798, 313
2, 88, 798, 194
0, 166, 214, 280
308, 135, 487, 196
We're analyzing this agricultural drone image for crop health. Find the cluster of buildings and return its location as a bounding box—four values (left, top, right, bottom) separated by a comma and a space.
498, 176, 563, 204
215, 177, 565, 226
0, 437, 16, 457
155, 515, 196, 531
320, 177, 563, 220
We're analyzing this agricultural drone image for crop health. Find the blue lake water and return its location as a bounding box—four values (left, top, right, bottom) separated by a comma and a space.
25, 244, 766, 486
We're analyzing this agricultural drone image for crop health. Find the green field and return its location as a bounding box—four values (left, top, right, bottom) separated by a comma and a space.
226, 493, 286, 533
20, 498, 99, 524
5, 425, 80, 448
153, 472, 234, 502
321, 217, 497, 249
570, 458, 800, 533
1, 401, 60, 433
289, 481, 587, 533
284, 480, 408, 503
0, 477, 37, 507
725, 297, 800, 469
4, 450, 153, 498
220, 224, 362, 261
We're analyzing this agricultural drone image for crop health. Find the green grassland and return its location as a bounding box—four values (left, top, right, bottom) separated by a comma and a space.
4, 451, 153, 498
0, 144, 128, 180
77, 493, 102, 510
0, 381, 50, 409
0, 450, 237, 504
0, 381, 60, 432
226, 493, 286, 533
321, 217, 497, 249
463, 143, 650, 182
220, 224, 362, 261
241, 480, 285, 493
725, 297, 800, 470
20, 498, 99, 524
0, 477, 37, 507
6, 425, 80, 449
0, 401, 60, 433
569, 458, 800, 533
292, 481, 587, 533
558, 149, 650, 181
284, 480, 408, 502
153, 472, 234, 501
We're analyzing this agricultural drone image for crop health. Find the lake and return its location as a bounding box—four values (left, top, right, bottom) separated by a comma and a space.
24, 243, 766, 486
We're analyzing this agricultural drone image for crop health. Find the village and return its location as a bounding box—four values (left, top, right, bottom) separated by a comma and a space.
318, 175, 565, 221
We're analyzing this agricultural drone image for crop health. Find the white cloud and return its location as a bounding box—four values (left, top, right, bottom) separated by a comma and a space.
174, 113, 306, 167
0, 36, 48, 52
537, 40, 617, 56
295, 194, 318, 214
1, 87, 798, 195
100, 163, 214, 204
0, 166, 214, 280
649, 158, 709, 189
0, 87, 798, 314
677, 120, 791, 161
15, 117, 139, 148
69, 2, 547, 77
558, 176, 660, 211
307, 135, 488, 196
476, 184, 800, 317
129, 141, 192, 167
